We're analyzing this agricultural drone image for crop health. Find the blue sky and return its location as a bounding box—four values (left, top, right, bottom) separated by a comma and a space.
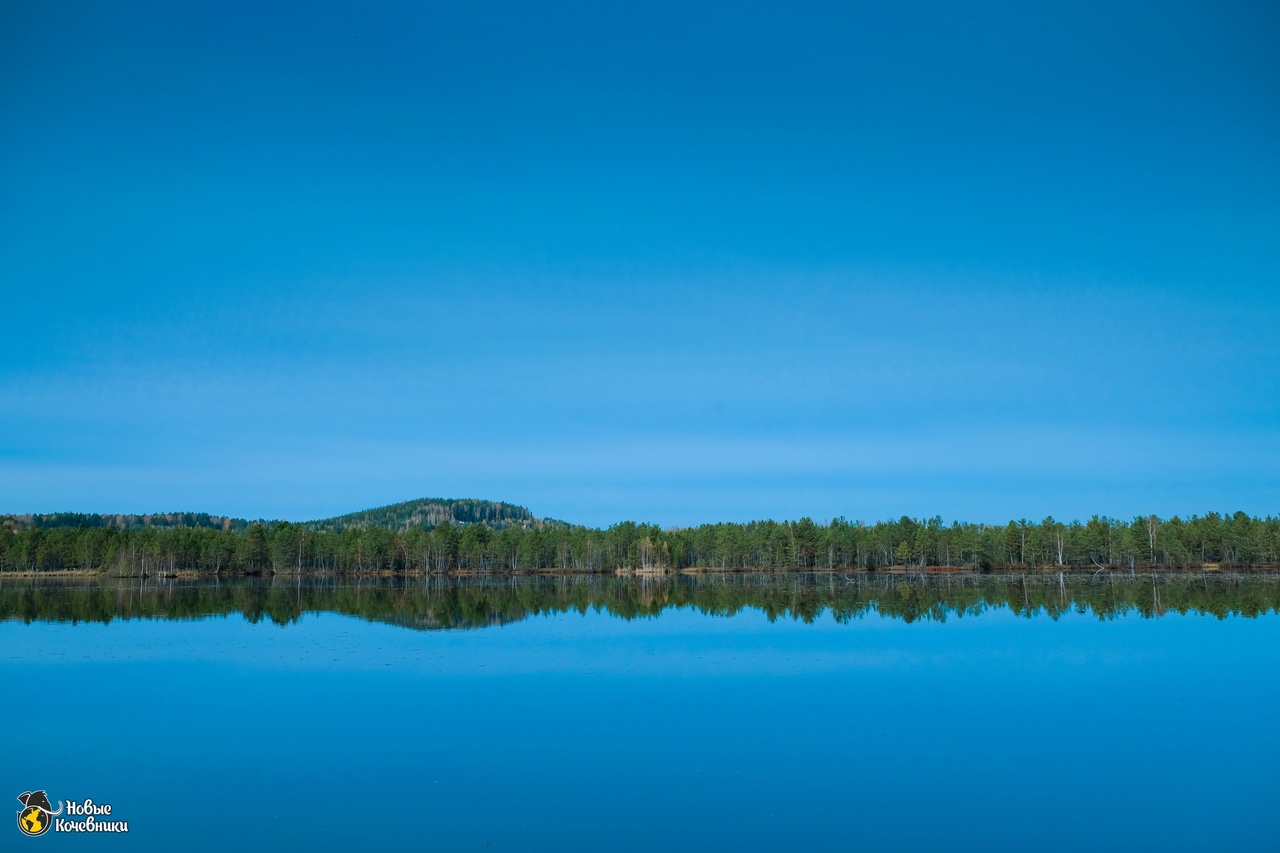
2, 1, 1278, 526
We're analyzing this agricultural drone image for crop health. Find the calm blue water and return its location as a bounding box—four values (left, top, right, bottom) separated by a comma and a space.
3, 597, 1278, 850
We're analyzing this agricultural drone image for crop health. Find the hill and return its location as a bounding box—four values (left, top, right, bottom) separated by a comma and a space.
1, 498, 563, 535
302, 497, 554, 532
0, 511, 248, 533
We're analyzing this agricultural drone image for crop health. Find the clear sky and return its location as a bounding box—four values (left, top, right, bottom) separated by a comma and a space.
2, 1, 1278, 526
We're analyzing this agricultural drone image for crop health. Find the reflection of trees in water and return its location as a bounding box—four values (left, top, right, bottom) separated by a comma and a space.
2, 572, 1279, 630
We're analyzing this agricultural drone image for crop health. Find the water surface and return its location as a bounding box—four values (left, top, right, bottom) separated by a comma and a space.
3, 574, 1277, 851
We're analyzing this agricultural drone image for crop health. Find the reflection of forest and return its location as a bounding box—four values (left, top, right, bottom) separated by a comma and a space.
3, 572, 1280, 630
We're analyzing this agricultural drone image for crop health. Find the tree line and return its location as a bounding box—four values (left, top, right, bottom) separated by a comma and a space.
2, 511, 1277, 574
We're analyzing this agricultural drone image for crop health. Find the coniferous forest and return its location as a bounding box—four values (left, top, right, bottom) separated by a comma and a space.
2, 498, 1278, 575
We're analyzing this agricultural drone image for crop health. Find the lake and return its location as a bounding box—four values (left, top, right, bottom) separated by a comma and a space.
3, 573, 1278, 851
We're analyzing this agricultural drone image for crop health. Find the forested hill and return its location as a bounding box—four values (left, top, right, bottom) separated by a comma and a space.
302, 498, 557, 532
0, 498, 559, 536
1, 512, 248, 533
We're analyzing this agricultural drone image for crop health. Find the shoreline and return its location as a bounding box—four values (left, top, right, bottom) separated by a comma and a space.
4, 565, 1280, 581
